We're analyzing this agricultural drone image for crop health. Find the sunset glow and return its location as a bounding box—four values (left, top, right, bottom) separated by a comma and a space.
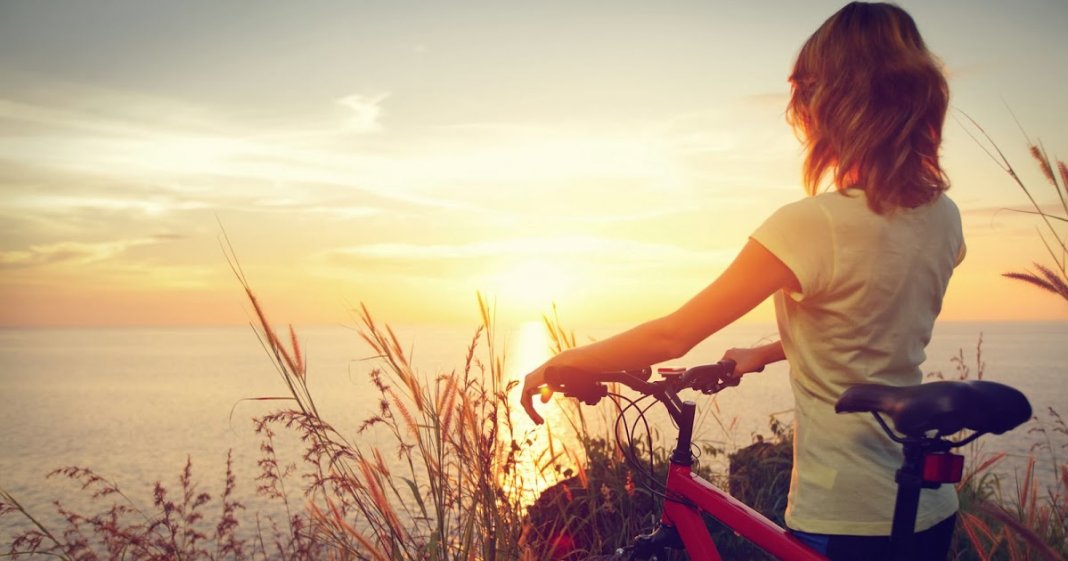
1, 1, 1066, 328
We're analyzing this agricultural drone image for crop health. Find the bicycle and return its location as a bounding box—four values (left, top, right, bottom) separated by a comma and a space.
539, 359, 1032, 560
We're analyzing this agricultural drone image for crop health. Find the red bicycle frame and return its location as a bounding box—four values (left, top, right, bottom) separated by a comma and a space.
543, 362, 1030, 560
660, 461, 827, 561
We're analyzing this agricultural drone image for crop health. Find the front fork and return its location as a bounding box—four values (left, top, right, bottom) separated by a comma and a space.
619, 471, 723, 561
621, 400, 720, 561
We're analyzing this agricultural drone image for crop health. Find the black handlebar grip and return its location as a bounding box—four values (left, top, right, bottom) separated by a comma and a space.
544, 366, 608, 405
627, 367, 654, 382
543, 365, 572, 386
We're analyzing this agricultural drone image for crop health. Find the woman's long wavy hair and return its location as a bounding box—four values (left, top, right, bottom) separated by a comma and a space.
787, 2, 949, 214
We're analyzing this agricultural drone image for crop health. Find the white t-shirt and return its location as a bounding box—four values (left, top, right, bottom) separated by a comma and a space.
750, 189, 964, 535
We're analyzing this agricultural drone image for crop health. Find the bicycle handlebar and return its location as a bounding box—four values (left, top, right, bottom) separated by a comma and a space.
544, 359, 743, 406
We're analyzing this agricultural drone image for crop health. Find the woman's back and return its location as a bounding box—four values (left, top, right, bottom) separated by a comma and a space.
752, 188, 964, 535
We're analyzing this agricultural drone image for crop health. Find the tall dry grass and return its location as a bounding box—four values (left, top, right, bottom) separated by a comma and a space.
960, 114, 1068, 302
226, 240, 559, 560
928, 336, 1067, 561
0, 243, 576, 559
0, 453, 265, 561
949, 114, 1068, 558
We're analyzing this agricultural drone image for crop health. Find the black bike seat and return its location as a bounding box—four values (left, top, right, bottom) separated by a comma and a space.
835, 380, 1032, 437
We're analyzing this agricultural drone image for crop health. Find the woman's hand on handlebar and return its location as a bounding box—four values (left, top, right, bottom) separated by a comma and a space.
721, 347, 768, 376
520, 362, 553, 425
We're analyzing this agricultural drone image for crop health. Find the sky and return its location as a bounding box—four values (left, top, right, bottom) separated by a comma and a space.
0, 0, 1066, 328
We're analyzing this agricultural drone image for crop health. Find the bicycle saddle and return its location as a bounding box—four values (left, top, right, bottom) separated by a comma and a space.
835, 380, 1032, 437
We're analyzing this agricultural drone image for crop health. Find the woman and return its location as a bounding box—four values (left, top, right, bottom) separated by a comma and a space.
520, 3, 963, 560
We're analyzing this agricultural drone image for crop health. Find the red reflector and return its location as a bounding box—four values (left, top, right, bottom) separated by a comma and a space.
923, 453, 964, 483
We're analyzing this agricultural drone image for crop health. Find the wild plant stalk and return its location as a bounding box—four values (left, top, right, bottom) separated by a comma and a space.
0, 486, 74, 561
221, 220, 551, 560
958, 113, 1068, 302
0, 455, 256, 561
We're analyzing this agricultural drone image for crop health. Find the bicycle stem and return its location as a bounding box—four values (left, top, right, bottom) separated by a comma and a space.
669, 398, 697, 467
647, 383, 699, 467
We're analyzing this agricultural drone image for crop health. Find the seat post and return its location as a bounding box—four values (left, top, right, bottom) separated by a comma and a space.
889, 439, 927, 560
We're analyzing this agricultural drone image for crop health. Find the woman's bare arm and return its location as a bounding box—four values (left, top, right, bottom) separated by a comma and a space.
521, 238, 799, 424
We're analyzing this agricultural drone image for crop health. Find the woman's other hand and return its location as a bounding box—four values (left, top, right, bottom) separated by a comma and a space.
722, 344, 777, 375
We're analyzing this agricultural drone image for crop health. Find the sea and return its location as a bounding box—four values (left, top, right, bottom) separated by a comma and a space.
1, 320, 1066, 548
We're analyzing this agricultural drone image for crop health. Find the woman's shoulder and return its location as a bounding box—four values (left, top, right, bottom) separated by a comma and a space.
765, 194, 833, 227
754, 196, 823, 246
773, 190, 864, 221
814, 188, 867, 208
932, 192, 961, 215
766, 189, 959, 229
901, 192, 962, 226
929, 193, 963, 233
810, 189, 960, 219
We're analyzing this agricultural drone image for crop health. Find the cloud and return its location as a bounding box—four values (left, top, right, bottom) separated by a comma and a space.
944, 62, 998, 81
0, 234, 211, 290
0, 82, 215, 137
0, 158, 403, 226
740, 92, 789, 109
0, 237, 173, 270
9, 193, 208, 216
336, 93, 388, 133
250, 197, 383, 218
0, 85, 471, 210
654, 104, 797, 168
961, 202, 1064, 217
105, 262, 215, 290
1, 81, 790, 220
151, 233, 187, 241
0, 79, 795, 266
321, 236, 734, 267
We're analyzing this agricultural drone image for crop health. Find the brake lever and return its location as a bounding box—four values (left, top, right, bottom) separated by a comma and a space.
696, 374, 740, 394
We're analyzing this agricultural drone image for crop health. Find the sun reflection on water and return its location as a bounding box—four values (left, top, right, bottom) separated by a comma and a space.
503, 320, 586, 506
